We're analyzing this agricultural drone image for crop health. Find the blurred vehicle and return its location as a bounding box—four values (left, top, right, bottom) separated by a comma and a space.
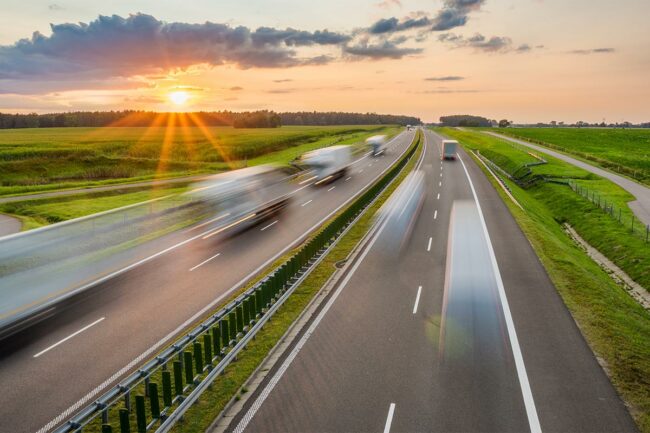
300, 145, 352, 184
374, 170, 425, 254
366, 134, 388, 156
442, 140, 458, 160
191, 165, 292, 232
406, 124, 412, 130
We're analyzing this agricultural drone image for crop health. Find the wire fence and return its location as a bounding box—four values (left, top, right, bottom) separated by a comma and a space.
568, 180, 650, 243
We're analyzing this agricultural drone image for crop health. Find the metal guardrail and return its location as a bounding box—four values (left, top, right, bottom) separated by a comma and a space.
49, 131, 422, 433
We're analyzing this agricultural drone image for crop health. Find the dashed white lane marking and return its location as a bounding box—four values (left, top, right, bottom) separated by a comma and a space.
437, 193, 440, 200
345, 177, 352, 181
260, 220, 278, 231
301, 199, 313, 207
439, 181, 442, 187
359, 169, 364, 174
434, 210, 438, 220
384, 403, 396, 433
440, 172, 443, 177
34, 317, 105, 358
413, 286, 422, 314
327, 186, 336, 192
427, 237, 432, 252
189, 252, 221, 271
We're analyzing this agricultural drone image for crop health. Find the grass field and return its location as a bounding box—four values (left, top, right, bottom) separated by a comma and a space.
0, 125, 396, 197
437, 127, 650, 431
500, 128, 650, 184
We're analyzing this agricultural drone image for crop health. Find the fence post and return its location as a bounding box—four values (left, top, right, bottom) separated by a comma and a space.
221, 319, 229, 348
135, 395, 146, 433
173, 361, 183, 397
162, 371, 172, 408
212, 325, 221, 358
204, 333, 213, 366
229, 311, 237, 342
119, 408, 131, 433
102, 425, 113, 433
193, 342, 203, 374
183, 351, 194, 384
149, 382, 161, 419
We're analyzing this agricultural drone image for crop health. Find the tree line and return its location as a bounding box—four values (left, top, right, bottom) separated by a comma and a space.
0, 110, 419, 129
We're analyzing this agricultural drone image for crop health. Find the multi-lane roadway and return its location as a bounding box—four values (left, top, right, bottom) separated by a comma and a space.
0, 129, 415, 433
224, 129, 637, 433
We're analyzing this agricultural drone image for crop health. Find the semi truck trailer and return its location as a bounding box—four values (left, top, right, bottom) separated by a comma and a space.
442, 140, 458, 160
301, 145, 353, 184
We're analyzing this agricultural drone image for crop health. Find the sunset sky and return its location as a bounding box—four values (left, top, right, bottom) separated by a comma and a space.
0, 0, 648, 123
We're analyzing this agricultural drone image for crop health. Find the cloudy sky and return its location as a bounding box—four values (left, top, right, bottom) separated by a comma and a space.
0, 0, 648, 123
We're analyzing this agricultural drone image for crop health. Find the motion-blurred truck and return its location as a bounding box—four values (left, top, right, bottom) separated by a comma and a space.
365, 134, 388, 156
442, 140, 458, 160
191, 165, 292, 231
301, 145, 353, 184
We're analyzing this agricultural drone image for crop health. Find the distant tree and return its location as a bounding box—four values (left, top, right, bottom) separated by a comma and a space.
439, 115, 491, 127
550, 120, 557, 127
498, 119, 511, 128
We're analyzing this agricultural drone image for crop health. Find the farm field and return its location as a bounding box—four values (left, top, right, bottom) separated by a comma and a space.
500, 128, 650, 184
0, 125, 396, 197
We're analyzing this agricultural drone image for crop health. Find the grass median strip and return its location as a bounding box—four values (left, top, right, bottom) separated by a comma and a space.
438, 127, 650, 432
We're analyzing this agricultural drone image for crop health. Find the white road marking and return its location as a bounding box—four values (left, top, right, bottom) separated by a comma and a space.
184, 213, 230, 232
369, 163, 373, 167
384, 403, 396, 433
427, 237, 432, 252
345, 177, 352, 181
314, 175, 333, 186
189, 252, 221, 271
260, 220, 278, 231
412, 286, 422, 314
458, 154, 542, 433
233, 205, 394, 433
437, 193, 440, 200
202, 214, 256, 239
359, 169, 364, 173
439, 181, 442, 187
301, 199, 313, 207
434, 210, 438, 220
440, 172, 443, 177
299, 175, 317, 185
327, 186, 336, 192
34, 317, 105, 358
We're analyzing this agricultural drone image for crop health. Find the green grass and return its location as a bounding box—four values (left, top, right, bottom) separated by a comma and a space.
0, 125, 395, 196
437, 127, 650, 431
499, 128, 650, 184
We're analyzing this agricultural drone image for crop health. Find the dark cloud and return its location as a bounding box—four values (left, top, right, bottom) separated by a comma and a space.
569, 47, 616, 54
229, 86, 243, 91
273, 79, 293, 83
419, 88, 479, 94
516, 44, 531, 52
424, 76, 465, 81
367, 16, 431, 34
343, 40, 422, 59
438, 33, 518, 53
0, 13, 349, 86
267, 88, 296, 94
376, 0, 403, 9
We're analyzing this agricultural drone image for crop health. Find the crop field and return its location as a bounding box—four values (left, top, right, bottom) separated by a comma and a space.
0, 125, 395, 196
501, 128, 650, 184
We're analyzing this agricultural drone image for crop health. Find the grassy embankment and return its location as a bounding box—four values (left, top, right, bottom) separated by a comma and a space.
499, 127, 650, 185
0, 125, 396, 197
0, 126, 399, 230
438, 127, 650, 431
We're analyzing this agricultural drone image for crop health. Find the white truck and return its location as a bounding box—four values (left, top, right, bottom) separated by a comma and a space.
442, 140, 458, 160
191, 165, 292, 230
301, 145, 353, 184
365, 134, 388, 156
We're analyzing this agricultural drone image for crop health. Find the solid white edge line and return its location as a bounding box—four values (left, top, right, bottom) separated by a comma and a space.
189, 253, 221, 272
384, 403, 396, 433
457, 153, 542, 433
37, 130, 416, 433
301, 199, 313, 207
233, 187, 397, 433
260, 220, 278, 231
427, 237, 432, 252
34, 317, 105, 358
412, 286, 422, 314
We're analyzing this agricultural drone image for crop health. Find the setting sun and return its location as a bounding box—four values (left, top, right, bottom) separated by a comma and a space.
169, 90, 189, 106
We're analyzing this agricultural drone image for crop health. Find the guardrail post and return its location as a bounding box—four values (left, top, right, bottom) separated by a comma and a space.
243, 298, 251, 327
193, 342, 203, 374
119, 408, 131, 433
229, 311, 237, 342
173, 361, 183, 397
183, 351, 194, 384
255, 288, 263, 316
102, 424, 113, 433
212, 325, 221, 357
221, 319, 230, 348
135, 395, 146, 433
203, 334, 213, 366
162, 370, 173, 408
149, 382, 161, 419
236, 304, 244, 335
124, 391, 131, 412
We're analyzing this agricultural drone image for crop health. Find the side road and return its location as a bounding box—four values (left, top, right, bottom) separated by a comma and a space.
486, 131, 650, 227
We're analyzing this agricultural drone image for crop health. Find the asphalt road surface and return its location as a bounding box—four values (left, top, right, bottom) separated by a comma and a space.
227, 128, 636, 433
0, 129, 415, 433
487, 131, 650, 227
0, 213, 21, 236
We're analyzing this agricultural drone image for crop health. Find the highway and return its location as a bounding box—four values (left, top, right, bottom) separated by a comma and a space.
226, 128, 637, 433
486, 131, 650, 227
0, 129, 415, 433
